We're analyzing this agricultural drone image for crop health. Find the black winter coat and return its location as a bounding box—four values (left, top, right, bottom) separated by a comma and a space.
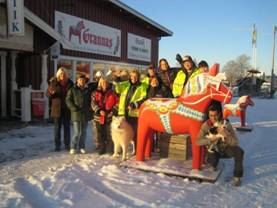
66, 85, 91, 122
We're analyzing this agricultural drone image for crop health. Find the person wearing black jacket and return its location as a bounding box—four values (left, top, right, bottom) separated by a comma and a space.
66, 74, 91, 155
157, 58, 177, 98
147, 76, 171, 153
147, 76, 171, 99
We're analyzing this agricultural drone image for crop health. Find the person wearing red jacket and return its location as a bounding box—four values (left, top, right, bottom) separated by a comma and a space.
91, 77, 118, 154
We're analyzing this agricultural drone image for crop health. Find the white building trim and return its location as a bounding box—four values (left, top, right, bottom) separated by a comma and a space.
0, 51, 7, 117
11, 51, 17, 117
59, 55, 148, 69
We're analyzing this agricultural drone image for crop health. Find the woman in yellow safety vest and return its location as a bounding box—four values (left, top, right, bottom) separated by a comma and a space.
114, 69, 148, 145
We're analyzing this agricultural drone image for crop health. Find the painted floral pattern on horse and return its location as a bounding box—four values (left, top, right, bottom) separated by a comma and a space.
143, 99, 205, 134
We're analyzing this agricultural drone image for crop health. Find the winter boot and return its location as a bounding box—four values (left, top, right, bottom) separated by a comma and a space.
231, 177, 241, 187
70, 149, 76, 155
80, 149, 86, 154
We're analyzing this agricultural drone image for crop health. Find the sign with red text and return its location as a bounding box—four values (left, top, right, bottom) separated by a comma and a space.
7, 0, 25, 36
55, 11, 121, 57
127, 33, 151, 62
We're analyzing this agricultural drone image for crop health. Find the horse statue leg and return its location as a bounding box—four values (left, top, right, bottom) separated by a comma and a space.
136, 121, 152, 161
240, 110, 246, 127
144, 129, 154, 158
190, 130, 202, 170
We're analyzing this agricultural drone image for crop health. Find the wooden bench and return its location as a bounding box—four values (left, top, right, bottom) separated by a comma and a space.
158, 133, 192, 160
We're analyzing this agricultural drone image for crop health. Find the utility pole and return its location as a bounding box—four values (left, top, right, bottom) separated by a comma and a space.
252, 24, 257, 69
252, 24, 257, 96
270, 26, 277, 98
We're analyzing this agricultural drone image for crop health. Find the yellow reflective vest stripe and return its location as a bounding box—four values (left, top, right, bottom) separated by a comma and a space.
115, 81, 148, 117
172, 68, 200, 97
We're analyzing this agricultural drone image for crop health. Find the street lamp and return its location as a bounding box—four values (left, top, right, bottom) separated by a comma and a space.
270, 26, 277, 98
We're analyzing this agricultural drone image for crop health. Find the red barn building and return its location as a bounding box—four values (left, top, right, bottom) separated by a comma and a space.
0, 0, 172, 121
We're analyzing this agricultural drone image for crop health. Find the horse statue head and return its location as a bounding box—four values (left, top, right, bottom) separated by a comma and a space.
237, 95, 255, 109
179, 63, 232, 106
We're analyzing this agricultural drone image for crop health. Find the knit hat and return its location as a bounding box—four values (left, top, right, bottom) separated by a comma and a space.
182, 55, 193, 63
77, 74, 86, 80
95, 71, 103, 78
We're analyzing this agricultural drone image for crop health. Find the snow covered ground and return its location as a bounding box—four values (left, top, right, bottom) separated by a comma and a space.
1, 97, 277, 208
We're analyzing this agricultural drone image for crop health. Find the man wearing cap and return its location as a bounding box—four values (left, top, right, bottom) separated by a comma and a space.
66, 74, 91, 154
172, 55, 201, 97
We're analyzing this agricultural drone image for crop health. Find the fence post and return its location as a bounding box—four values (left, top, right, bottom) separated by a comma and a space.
40, 53, 49, 119
21, 86, 31, 122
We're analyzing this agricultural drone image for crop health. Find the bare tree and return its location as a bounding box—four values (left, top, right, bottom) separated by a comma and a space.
222, 54, 251, 85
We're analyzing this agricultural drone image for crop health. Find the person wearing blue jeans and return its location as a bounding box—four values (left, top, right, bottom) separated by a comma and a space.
71, 121, 88, 152
66, 74, 91, 154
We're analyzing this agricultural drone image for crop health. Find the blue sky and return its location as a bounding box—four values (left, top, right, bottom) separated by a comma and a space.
121, 0, 277, 75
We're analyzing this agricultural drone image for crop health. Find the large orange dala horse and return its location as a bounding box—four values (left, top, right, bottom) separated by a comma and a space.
136, 64, 233, 170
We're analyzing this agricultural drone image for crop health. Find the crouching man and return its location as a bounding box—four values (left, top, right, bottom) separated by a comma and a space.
196, 105, 244, 186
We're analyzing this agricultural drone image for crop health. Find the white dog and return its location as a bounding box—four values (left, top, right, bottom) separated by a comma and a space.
111, 116, 135, 161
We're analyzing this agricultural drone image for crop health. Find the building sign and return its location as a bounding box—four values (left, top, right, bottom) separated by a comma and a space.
7, 0, 25, 36
0, 7, 33, 51
127, 33, 151, 62
55, 11, 121, 57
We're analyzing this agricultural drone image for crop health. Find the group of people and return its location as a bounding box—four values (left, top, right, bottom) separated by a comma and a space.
46, 54, 244, 186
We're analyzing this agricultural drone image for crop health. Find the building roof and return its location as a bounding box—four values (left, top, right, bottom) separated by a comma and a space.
109, 0, 173, 37
23, 1, 173, 51
24, 7, 73, 50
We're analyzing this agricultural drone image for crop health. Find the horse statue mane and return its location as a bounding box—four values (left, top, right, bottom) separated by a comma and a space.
223, 95, 254, 127
182, 72, 227, 97
136, 63, 233, 170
